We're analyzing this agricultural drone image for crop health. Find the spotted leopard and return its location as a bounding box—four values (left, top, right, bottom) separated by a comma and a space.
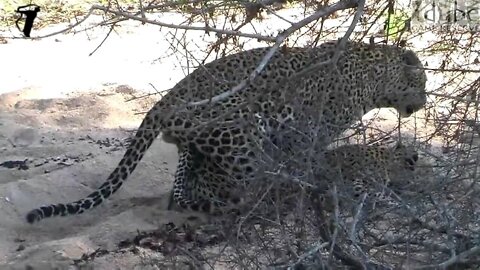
314, 142, 420, 211
26, 40, 427, 223
167, 142, 421, 214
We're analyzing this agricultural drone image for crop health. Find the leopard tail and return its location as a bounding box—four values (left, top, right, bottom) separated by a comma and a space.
26, 101, 166, 223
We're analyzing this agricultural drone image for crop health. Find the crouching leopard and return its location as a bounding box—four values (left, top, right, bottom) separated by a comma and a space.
313, 142, 421, 212
168, 141, 422, 215
26, 40, 427, 223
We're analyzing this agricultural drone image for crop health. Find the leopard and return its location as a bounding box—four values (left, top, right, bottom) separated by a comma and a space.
314, 142, 421, 212
25, 40, 427, 223
167, 141, 422, 216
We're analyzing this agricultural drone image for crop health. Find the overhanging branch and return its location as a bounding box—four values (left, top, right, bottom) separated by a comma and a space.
187, 0, 361, 107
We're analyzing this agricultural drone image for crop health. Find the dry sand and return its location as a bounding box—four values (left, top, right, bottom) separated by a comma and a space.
0, 18, 220, 269
0, 84, 212, 269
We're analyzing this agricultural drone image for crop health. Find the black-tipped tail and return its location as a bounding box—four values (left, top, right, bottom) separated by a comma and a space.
26, 203, 81, 223
26, 209, 43, 224
25, 103, 164, 224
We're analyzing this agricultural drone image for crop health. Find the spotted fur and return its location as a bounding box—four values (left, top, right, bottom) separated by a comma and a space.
26, 41, 427, 223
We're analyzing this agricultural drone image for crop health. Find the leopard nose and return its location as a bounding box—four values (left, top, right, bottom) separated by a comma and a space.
405, 158, 415, 166
406, 105, 414, 115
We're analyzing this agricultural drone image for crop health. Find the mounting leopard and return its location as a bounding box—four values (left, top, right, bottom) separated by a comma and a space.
26, 40, 427, 223
168, 141, 423, 215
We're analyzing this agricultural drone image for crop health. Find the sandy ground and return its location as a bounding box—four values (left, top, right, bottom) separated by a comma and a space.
0, 84, 212, 269
0, 16, 232, 269
0, 7, 317, 267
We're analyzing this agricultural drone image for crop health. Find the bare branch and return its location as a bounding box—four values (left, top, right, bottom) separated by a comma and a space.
88, 22, 116, 56
91, 4, 276, 42
349, 192, 367, 241
21, 7, 97, 39
414, 245, 480, 270
293, 0, 365, 80
287, 241, 330, 269
187, 0, 361, 107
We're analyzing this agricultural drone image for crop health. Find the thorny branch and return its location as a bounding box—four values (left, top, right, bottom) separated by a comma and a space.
135, 0, 362, 134
414, 245, 480, 270
187, 0, 362, 107
15, 0, 278, 40
90, 5, 276, 42
294, 0, 365, 78
13, 0, 360, 109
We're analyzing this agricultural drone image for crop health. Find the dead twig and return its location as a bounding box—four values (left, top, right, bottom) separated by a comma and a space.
91, 4, 276, 42
414, 245, 480, 270
186, 0, 361, 107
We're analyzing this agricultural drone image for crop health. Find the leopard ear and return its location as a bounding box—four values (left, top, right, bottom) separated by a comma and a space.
402, 50, 423, 74
402, 50, 421, 66
394, 142, 404, 150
